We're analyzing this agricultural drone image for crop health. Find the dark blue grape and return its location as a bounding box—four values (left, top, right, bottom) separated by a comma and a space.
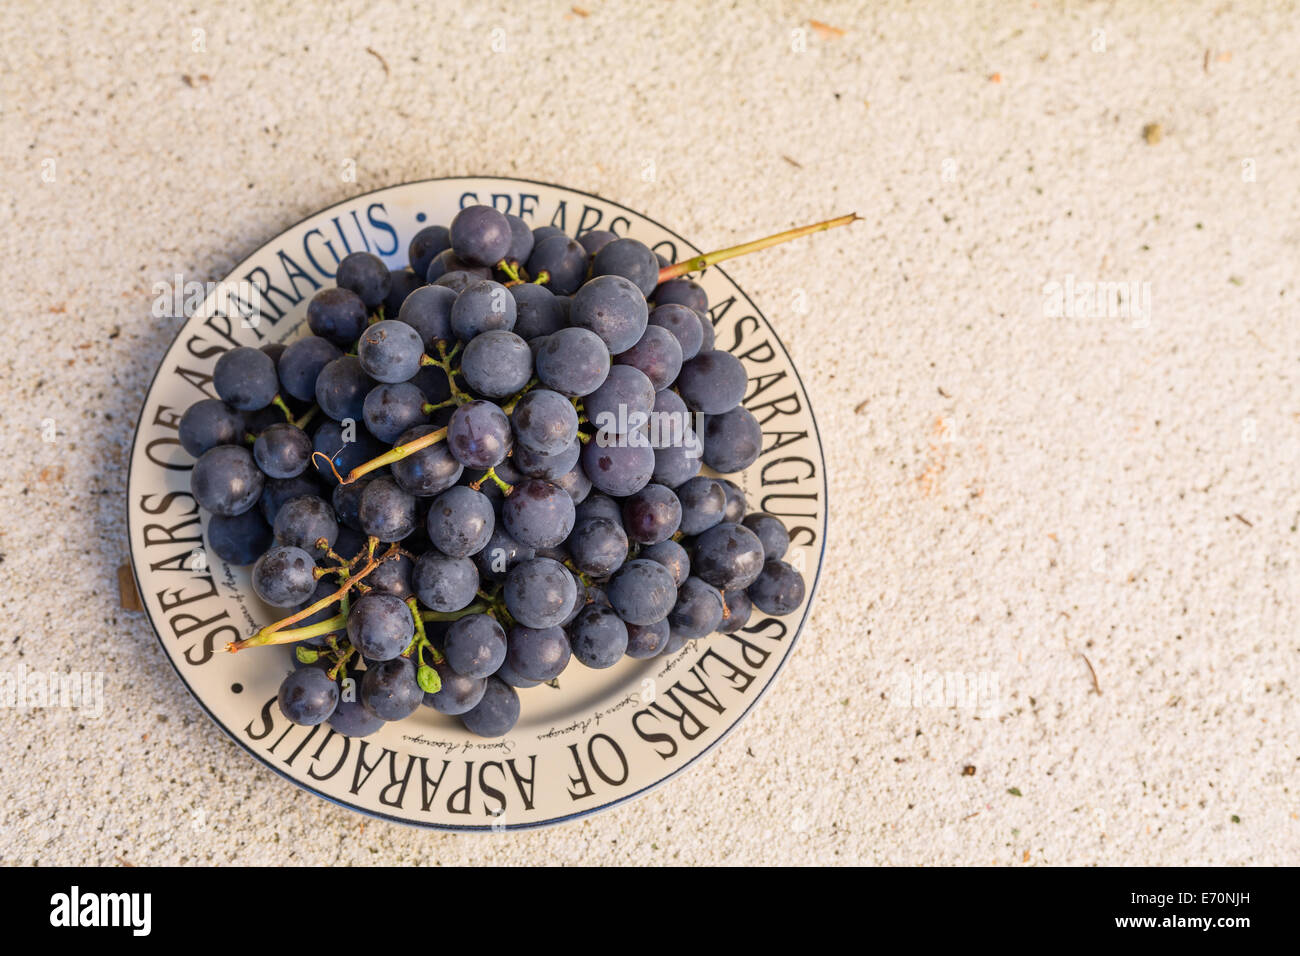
578, 229, 617, 257
409, 224, 451, 278
273, 494, 338, 558
261, 342, 287, 365
504, 557, 576, 628
329, 686, 387, 737
527, 235, 587, 295
192, 444, 264, 516
460, 329, 531, 397
473, 523, 535, 582
504, 213, 534, 264
252, 545, 317, 607
625, 618, 670, 658
639, 539, 690, 586
580, 440, 655, 497
742, 513, 789, 560
566, 515, 628, 577
336, 252, 391, 309
584, 365, 655, 439
553, 461, 592, 503
532, 225, 564, 244
396, 284, 456, 349
450, 205, 513, 267
253, 422, 312, 479
207, 509, 272, 565
616, 324, 683, 391
214, 347, 278, 412
461, 677, 520, 737
447, 400, 511, 469
575, 493, 622, 524
451, 280, 516, 340
315, 355, 375, 422
427, 249, 491, 284
570, 275, 649, 353
513, 439, 580, 480
311, 421, 385, 487
278, 667, 339, 726
669, 576, 725, 638
718, 589, 752, 633
391, 424, 464, 496
502, 479, 575, 548
718, 478, 747, 522
652, 433, 702, 487
357, 320, 425, 384
278, 335, 342, 402
333, 525, 367, 561
591, 237, 659, 296
505, 623, 571, 681
511, 389, 578, 454
702, 406, 762, 473
368, 552, 414, 599
607, 559, 677, 625
347, 591, 415, 661
307, 287, 368, 346
426, 485, 494, 557
358, 476, 417, 542
677, 349, 747, 414
660, 630, 687, 656
676, 475, 726, 534
179, 399, 244, 457
363, 382, 430, 443
411, 363, 452, 406
648, 303, 704, 361
653, 277, 708, 314
747, 560, 806, 615
698, 312, 716, 351
361, 656, 423, 720
509, 283, 564, 339
260, 472, 323, 524
568, 605, 628, 668
423, 659, 487, 715
444, 613, 507, 678
413, 551, 479, 612
535, 327, 610, 397
692, 521, 765, 590
490, 658, 537, 690
622, 483, 681, 545
384, 269, 423, 318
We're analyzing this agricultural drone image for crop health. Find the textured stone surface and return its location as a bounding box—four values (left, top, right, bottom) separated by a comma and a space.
1, 1, 1296, 865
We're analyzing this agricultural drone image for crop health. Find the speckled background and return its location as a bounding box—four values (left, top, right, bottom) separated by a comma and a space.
1, 0, 1296, 865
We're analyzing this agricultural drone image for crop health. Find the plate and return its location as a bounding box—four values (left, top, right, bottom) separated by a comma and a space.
127, 177, 827, 830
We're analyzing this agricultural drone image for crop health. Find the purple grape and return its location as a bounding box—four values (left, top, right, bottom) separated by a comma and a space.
747, 560, 806, 615
336, 251, 391, 309
743, 513, 790, 560
273, 494, 338, 559
213, 347, 278, 412
253, 422, 313, 479
358, 476, 417, 542
207, 509, 272, 565
460, 329, 531, 397
702, 406, 762, 473
616, 324, 683, 391
648, 303, 704, 361
426, 485, 495, 558
505, 623, 571, 681
409, 224, 451, 278
692, 521, 766, 590
450, 205, 513, 267
251, 545, 318, 607
527, 235, 587, 295
307, 287, 368, 346
361, 657, 423, 720
278, 335, 343, 402
447, 400, 512, 469
639, 539, 690, 586
676, 475, 726, 534
347, 591, 415, 661
423, 659, 487, 715
510, 388, 578, 454
278, 667, 339, 726
396, 284, 456, 349
363, 382, 431, 443
625, 618, 671, 658
591, 237, 659, 296
668, 576, 725, 638
580, 440, 655, 497
413, 551, 479, 612
718, 589, 752, 633
443, 613, 507, 679
622, 483, 681, 545
191, 444, 264, 516
607, 559, 677, 626
315, 355, 375, 422
358, 319, 425, 384
653, 277, 707, 314
570, 274, 649, 353
461, 677, 520, 737
677, 349, 747, 414
535, 327, 610, 397
509, 283, 565, 340
179, 399, 244, 457
504, 557, 576, 628
567, 605, 628, 669
391, 424, 464, 496
566, 516, 628, 577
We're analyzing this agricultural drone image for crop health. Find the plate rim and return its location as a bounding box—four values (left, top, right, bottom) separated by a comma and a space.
126, 175, 829, 831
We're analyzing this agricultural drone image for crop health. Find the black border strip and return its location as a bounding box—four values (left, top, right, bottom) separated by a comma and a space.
126, 176, 830, 832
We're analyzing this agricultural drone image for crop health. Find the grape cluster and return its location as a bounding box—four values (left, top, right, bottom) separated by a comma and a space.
184, 204, 807, 740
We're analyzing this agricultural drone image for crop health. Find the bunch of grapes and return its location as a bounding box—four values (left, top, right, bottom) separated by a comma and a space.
182, 204, 847, 739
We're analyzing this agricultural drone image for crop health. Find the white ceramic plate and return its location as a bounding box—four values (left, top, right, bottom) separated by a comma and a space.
127, 177, 827, 830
